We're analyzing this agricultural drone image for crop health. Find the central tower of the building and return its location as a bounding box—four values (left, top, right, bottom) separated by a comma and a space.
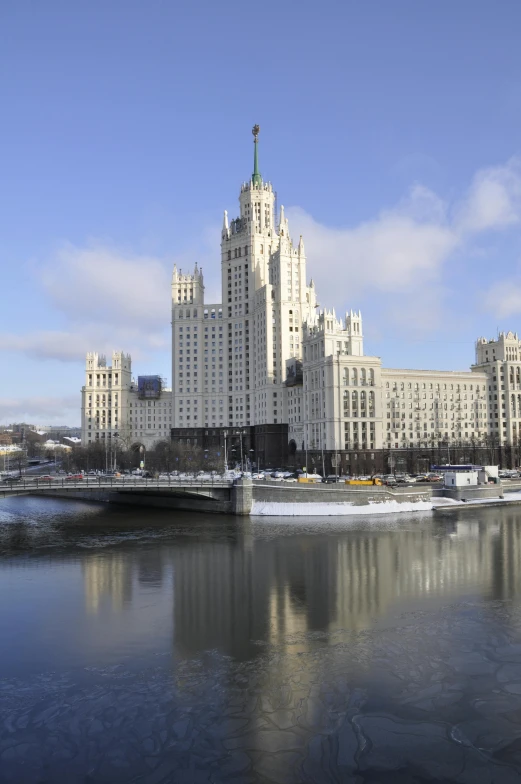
219, 125, 316, 428
171, 126, 316, 438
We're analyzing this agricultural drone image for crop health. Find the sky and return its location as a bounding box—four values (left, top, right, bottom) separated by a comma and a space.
2, 0, 521, 426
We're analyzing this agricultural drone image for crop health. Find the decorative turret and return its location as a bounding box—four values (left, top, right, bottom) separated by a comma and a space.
279, 204, 291, 242
222, 210, 229, 240
86, 352, 107, 370
171, 263, 205, 306
345, 309, 363, 356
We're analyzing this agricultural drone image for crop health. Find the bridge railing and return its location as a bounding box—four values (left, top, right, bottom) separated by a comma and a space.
1, 476, 234, 492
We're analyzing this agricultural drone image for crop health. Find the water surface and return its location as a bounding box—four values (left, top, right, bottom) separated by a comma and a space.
2, 497, 521, 782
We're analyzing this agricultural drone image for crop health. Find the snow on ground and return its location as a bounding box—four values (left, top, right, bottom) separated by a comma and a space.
251, 500, 439, 517
250, 493, 521, 517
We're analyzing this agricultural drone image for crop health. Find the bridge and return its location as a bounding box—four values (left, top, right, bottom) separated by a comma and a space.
0, 474, 441, 516
0, 476, 253, 515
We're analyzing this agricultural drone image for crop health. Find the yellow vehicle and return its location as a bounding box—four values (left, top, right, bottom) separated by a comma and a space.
345, 478, 382, 486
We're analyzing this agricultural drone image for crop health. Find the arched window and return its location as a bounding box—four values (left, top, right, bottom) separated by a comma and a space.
343, 368, 349, 386
360, 390, 367, 417
352, 368, 358, 386
361, 368, 367, 385
369, 391, 375, 417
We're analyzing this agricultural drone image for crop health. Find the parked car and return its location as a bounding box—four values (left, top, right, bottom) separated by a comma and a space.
65, 474, 83, 481
322, 475, 343, 483
2, 474, 22, 482
36, 475, 54, 482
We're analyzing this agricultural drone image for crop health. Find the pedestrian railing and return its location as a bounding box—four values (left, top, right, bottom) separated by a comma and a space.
1, 476, 235, 493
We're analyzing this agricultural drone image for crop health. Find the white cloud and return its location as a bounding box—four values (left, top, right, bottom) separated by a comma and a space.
288, 157, 521, 331
1, 331, 105, 362
0, 326, 169, 363
485, 279, 521, 319
41, 242, 172, 328
2, 157, 521, 371
0, 395, 79, 426
0, 244, 180, 363
290, 195, 455, 295
287, 189, 457, 332
455, 158, 521, 234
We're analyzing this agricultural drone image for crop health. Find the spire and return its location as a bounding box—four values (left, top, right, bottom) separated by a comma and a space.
222, 210, 228, 231
252, 124, 262, 186
298, 234, 305, 255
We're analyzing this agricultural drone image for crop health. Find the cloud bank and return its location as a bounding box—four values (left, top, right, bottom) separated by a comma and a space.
287, 157, 521, 330
1, 158, 521, 424
0, 395, 79, 426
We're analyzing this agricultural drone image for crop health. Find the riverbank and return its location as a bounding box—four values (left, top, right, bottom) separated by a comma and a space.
252, 489, 521, 517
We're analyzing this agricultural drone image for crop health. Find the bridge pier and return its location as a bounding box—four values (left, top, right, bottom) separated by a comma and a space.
231, 478, 253, 516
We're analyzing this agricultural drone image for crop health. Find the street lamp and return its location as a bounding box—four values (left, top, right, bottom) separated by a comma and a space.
249, 448, 255, 471
113, 431, 119, 471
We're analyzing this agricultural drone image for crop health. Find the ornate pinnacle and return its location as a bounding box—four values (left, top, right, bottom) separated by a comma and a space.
252, 124, 262, 186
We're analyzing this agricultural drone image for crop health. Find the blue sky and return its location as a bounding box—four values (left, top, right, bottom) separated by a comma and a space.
2, 0, 521, 425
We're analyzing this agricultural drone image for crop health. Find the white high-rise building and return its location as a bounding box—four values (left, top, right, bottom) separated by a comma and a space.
82, 128, 521, 470
170, 125, 316, 438
473, 331, 521, 446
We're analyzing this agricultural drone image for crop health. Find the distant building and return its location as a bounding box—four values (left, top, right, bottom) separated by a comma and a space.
81, 351, 172, 450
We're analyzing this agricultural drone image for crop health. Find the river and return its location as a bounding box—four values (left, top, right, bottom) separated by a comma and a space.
2, 496, 521, 782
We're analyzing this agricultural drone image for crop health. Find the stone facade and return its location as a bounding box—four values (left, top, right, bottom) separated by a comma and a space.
81, 352, 172, 450
81, 131, 521, 468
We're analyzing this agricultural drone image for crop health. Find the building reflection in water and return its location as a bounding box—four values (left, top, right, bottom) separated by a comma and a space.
79, 512, 521, 653
171, 513, 521, 659
83, 554, 133, 614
